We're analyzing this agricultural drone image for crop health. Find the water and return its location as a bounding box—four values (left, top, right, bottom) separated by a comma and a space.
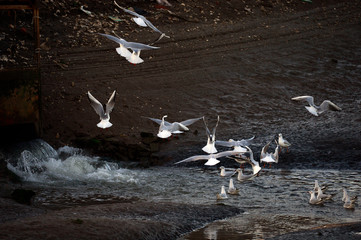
4, 139, 361, 239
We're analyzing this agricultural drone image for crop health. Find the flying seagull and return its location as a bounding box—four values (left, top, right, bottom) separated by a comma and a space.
216, 136, 255, 152
260, 140, 279, 164
202, 116, 220, 154
87, 90, 116, 129
146, 115, 203, 138
291, 95, 342, 116
98, 33, 160, 64
174, 151, 244, 166
114, 0, 170, 43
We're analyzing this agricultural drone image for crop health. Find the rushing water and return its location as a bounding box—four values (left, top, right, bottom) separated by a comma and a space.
4, 139, 361, 239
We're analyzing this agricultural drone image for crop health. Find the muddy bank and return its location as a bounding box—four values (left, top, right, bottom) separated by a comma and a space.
0, 197, 242, 240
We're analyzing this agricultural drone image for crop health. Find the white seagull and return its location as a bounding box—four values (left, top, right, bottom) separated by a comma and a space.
236, 168, 257, 182
308, 190, 326, 205
98, 33, 160, 64
114, 1, 170, 43
239, 146, 262, 175
202, 116, 220, 154
342, 187, 357, 204
316, 185, 333, 200
260, 140, 279, 164
216, 186, 228, 200
87, 90, 116, 129
174, 151, 244, 166
219, 166, 236, 177
278, 133, 291, 153
216, 136, 255, 152
291, 95, 342, 116
227, 179, 239, 195
146, 115, 203, 139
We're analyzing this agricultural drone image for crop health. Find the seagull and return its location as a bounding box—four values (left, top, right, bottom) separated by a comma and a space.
114, 0, 170, 43
202, 116, 220, 154
87, 90, 116, 129
291, 95, 342, 116
342, 187, 357, 204
316, 185, 333, 200
219, 166, 236, 177
174, 151, 244, 166
343, 189, 356, 209
236, 168, 257, 182
308, 190, 326, 205
278, 133, 291, 153
216, 136, 255, 152
227, 179, 239, 195
216, 186, 228, 200
260, 140, 279, 165
98, 33, 160, 64
313, 180, 328, 192
239, 146, 262, 175
146, 115, 203, 139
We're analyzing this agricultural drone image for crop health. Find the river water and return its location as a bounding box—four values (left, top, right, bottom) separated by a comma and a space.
4, 139, 361, 239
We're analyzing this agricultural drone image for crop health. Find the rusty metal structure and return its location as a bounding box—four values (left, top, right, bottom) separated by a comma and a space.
0, 0, 41, 142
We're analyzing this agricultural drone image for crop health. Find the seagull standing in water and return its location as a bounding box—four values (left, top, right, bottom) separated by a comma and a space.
87, 90, 116, 129
202, 116, 220, 154
308, 190, 326, 205
236, 168, 257, 182
146, 115, 203, 138
291, 95, 342, 116
219, 166, 236, 177
342, 188, 357, 205
216, 186, 228, 200
98, 33, 160, 64
114, 1, 170, 43
278, 133, 291, 153
227, 179, 239, 195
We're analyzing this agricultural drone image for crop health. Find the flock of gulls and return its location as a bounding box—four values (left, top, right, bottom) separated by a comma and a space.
83, 2, 355, 209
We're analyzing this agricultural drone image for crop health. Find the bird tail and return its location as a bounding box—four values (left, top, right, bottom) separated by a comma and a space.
97, 120, 113, 129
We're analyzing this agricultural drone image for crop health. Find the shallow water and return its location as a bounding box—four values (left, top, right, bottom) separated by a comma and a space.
4, 139, 361, 239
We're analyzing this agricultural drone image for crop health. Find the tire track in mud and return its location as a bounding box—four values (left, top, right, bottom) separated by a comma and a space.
42, 2, 360, 86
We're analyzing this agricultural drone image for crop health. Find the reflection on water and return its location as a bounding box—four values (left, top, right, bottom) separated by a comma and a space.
4, 139, 361, 239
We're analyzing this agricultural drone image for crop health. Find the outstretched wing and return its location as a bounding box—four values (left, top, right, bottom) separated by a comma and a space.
292, 96, 315, 106
320, 100, 342, 112
174, 155, 209, 164
114, 1, 141, 18
87, 91, 106, 119
105, 90, 116, 114
180, 117, 203, 126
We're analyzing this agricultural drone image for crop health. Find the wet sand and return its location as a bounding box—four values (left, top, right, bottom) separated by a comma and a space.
1, 0, 361, 239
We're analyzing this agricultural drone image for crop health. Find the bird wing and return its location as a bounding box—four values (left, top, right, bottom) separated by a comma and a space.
141, 16, 162, 34
215, 140, 236, 147
180, 117, 203, 126
203, 117, 212, 139
114, 1, 141, 18
320, 100, 342, 111
174, 155, 210, 164
212, 115, 220, 142
124, 41, 160, 51
214, 150, 243, 159
87, 91, 106, 118
146, 117, 171, 126
105, 90, 116, 114
98, 33, 126, 45
292, 96, 315, 106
